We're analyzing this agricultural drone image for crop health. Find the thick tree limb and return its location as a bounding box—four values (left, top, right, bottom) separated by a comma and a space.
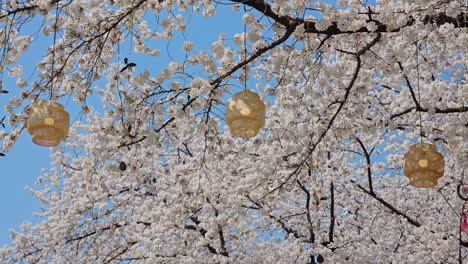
0, 0, 62, 19
5, 0, 466, 34
301, 13, 467, 34
230, 0, 298, 28
231, 0, 467, 35
391, 105, 468, 119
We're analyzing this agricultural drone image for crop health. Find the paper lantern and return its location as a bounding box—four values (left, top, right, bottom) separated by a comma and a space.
403, 143, 444, 188
26, 100, 69, 147
225, 90, 265, 139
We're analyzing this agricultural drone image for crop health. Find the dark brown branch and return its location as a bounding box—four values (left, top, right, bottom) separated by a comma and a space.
218, 227, 228, 257
105, 241, 137, 264
118, 136, 147, 148
322, 183, 335, 247
355, 136, 374, 194
247, 196, 304, 240
258, 34, 381, 202
328, 183, 335, 244
393, 230, 404, 253
66, 223, 122, 243
152, 24, 297, 136
321, 33, 380, 137
0, 5, 37, 19
297, 180, 315, 243
209, 25, 297, 87
422, 12, 467, 28
186, 216, 229, 257
230, 0, 297, 28
212, 202, 229, 257
0, 0, 61, 19
307, 12, 467, 34
391, 105, 468, 119
397, 62, 421, 109
258, 165, 303, 203
232, 0, 466, 35
353, 181, 421, 227
6, 1, 467, 35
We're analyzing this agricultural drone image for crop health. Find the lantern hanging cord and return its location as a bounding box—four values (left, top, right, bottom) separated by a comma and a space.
243, 5, 247, 92
306, 33, 315, 171
50, 1, 60, 100
415, 42, 423, 143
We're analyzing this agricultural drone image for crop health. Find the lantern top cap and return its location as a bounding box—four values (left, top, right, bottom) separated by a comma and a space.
35, 100, 65, 108
234, 89, 260, 96
409, 142, 437, 151
230, 90, 263, 105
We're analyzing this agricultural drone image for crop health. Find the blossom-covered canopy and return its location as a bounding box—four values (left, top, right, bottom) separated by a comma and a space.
0, 0, 466, 263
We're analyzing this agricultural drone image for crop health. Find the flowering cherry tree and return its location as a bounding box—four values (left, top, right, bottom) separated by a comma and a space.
0, 0, 467, 262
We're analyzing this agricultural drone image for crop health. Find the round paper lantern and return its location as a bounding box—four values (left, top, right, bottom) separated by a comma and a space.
225, 90, 265, 139
26, 100, 69, 147
403, 143, 444, 188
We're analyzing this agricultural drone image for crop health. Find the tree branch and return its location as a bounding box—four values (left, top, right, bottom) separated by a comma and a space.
186, 216, 229, 257
152, 22, 297, 137
66, 223, 123, 243
230, 0, 297, 28
322, 183, 335, 247
352, 181, 421, 227
297, 180, 315, 243
391, 105, 468, 119
231, 0, 466, 35
210, 25, 297, 87
247, 196, 305, 240
258, 34, 381, 202
355, 136, 374, 194
397, 61, 421, 109
0, 0, 61, 19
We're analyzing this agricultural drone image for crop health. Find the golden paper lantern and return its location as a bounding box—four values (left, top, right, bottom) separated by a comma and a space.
26, 100, 69, 147
403, 143, 444, 188
225, 90, 265, 139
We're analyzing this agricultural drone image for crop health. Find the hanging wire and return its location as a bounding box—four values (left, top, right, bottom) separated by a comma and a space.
50, 1, 60, 100
459, 146, 468, 200
415, 42, 423, 143
306, 33, 315, 174
243, 5, 247, 92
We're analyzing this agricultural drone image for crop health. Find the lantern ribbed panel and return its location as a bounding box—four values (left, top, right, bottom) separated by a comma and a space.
26, 100, 70, 147
403, 143, 444, 188
225, 90, 265, 139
